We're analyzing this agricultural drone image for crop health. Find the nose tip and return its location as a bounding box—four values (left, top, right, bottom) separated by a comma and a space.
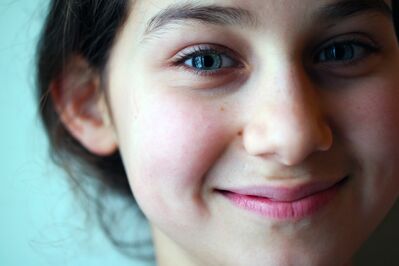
243, 111, 333, 166
241, 62, 334, 165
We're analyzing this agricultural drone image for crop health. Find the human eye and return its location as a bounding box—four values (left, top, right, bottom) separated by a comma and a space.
315, 40, 379, 64
171, 45, 243, 76
312, 34, 381, 76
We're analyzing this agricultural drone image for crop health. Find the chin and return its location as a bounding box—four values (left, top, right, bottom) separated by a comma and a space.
216, 247, 353, 266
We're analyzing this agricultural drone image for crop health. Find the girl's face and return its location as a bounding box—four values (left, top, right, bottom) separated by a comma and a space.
105, 0, 399, 265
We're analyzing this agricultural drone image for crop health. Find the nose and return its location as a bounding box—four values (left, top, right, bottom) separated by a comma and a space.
242, 68, 333, 166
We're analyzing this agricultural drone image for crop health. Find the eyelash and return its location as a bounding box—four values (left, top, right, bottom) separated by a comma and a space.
171, 46, 243, 76
171, 38, 380, 76
313, 37, 380, 65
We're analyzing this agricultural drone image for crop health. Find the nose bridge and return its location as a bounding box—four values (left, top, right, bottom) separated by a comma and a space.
279, 68, 320, 132
243, 65, 333, 165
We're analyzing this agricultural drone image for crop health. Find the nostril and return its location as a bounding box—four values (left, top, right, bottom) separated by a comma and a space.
316, 122, 333, 152
242, 126, 276, 157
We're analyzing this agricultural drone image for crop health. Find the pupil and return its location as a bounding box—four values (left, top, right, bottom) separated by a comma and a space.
203, 55, 214, 68
193, 54, 221, 69
330, 44, 353, 60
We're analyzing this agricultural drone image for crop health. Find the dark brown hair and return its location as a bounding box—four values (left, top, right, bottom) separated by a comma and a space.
36, 0, 152, 259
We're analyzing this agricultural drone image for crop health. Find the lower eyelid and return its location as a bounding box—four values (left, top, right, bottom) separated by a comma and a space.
173, 57, 244, 80
178, 64, 243, 77
311, 53, 382, 79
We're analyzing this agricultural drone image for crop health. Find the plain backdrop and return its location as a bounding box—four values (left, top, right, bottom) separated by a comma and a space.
0, 0, 398, 265
0, 1, 152, 265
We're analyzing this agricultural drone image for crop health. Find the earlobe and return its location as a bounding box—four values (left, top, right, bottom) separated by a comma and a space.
51, 55, 118, 156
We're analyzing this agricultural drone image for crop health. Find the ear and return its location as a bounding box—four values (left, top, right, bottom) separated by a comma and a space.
51, 55, 118, 156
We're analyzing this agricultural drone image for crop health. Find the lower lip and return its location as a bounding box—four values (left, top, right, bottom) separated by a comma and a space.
220, 182, 343, 220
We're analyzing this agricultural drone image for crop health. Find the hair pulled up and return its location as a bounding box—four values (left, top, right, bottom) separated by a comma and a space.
36, 0, 153, 259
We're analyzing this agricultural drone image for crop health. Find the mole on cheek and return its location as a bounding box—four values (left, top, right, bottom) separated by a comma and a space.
220, 106, 225, 112
237, 131, 243, 136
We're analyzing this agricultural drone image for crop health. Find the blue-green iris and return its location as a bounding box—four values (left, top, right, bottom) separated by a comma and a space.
320, 43, 355, 62
191, 53, 222, 70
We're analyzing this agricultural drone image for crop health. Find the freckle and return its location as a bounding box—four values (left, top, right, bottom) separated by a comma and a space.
220, 106, 225, 112
237, 131, 243, 136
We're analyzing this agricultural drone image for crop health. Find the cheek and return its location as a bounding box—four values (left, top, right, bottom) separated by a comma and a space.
332, 77, 399, 160
119, 93, 230, 220
336, 81, 399, 212
350, 90, 399, 157
358, 91, 399, 203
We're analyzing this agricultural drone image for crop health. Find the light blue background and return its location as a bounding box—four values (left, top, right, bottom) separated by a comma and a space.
0, 0, 398, 265
0, 1, 152, 265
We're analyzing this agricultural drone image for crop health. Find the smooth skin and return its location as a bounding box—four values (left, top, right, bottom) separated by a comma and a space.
55, 0, 399, 265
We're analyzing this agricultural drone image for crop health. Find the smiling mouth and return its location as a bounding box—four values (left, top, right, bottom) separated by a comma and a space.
216, 176, 349, 220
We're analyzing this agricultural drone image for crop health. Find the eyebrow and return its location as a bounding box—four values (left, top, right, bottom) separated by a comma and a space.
144, 3, 256, 36
315, 0, 392, 21
143, 0, 392, 37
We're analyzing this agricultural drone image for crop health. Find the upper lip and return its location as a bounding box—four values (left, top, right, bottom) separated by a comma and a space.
218, 177, 346, 202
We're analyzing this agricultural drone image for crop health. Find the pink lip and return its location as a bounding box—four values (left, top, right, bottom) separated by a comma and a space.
219, 178, 346, 220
